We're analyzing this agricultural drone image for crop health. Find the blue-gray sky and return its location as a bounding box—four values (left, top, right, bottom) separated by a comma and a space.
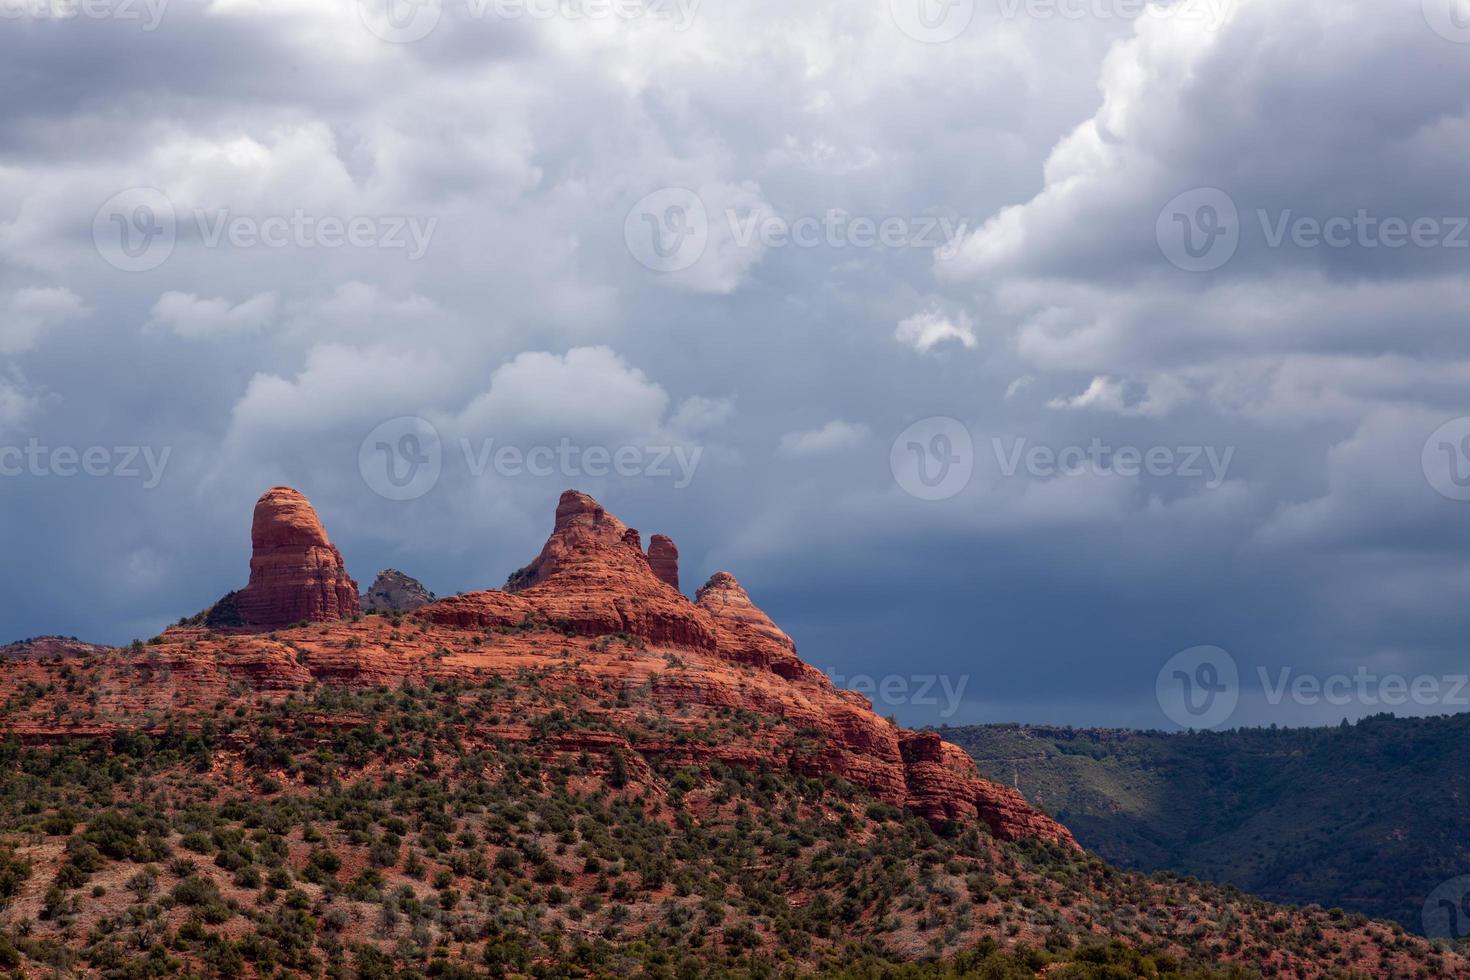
3, 0, 1470, 731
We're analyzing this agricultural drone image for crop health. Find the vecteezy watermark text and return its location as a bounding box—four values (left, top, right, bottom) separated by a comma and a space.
827, 671, 970, 718
356, 0, 700, 44
996, 0, 1230, 30
460, 437, 701, 488
193, 210, 436, 260
93, 188, 437, 272
623, 187, 970, 274
992, 437, 1234, 489
1260, 666, 1469, 709
1156, 644, 1470, 730
726, 210, 967, 256
358, 416, 703, 500
0, 0, 168, 29
1157, 188, 1470, 272
889, 0, 1229, 44
888, 418, 1237, 502
0, 439, 171, 489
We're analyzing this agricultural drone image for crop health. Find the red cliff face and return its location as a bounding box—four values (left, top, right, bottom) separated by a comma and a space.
230, 487, 360, 630
647, 534, 680, 592
695, 571, 822, 683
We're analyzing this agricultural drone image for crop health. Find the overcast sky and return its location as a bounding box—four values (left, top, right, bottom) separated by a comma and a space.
3, 0, 1469, 731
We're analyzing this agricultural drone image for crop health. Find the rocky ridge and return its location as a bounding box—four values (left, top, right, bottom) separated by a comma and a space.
3, 487, 1075, 849
420, 490, 1073, 846
0, 636, 112, 661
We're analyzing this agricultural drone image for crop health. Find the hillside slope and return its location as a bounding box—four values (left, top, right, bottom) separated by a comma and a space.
948, 719, 1470, 933
0, 487, 1461, 977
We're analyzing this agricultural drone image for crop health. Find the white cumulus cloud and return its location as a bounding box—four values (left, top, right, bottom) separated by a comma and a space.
149, 291, 279, 339
895, 308, 977, 354
778, 420, 869, 457
2, 287, 88, 354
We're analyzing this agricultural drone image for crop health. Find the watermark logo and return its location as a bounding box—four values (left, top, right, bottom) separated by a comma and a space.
0, 440, 171, 488
94, 187, 176, 272
1156, 645, 1238, 729
358, 0, 698, 42
1423, 0, 1470, 43
625, 188, 709, 273
1423, 417, 1470, 501
890, 0, 974, 43
359, 416, 443, 501
1157, 187, 1239, 272
357, 0, 443, 42
891, 416, 974, 501
1424, 875, 1470, 940
0, 0, 169, 29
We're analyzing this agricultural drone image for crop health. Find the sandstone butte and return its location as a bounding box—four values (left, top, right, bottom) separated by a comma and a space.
0, 486, 1076, 850
212, 486, 361, 630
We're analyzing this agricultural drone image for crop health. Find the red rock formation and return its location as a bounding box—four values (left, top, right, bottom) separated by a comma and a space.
231, 487, 360, 630
419, 590, 536, 630
695, 571, 821, 682
898, 731, 1074, 844
424, 492, 1074, 846
491, 491, 718, 650
1, 487, 1076, 850
505, 491, 634, 591
647, 534, 680, 592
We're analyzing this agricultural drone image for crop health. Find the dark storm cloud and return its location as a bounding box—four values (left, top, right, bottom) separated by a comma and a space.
1, 0, 1467, 730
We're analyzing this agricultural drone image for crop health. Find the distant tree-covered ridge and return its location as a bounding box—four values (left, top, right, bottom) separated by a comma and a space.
948, 712, 1470, 933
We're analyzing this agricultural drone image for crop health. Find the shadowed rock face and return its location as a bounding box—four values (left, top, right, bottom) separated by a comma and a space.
362, 569, 433, 613
231, 487, 360, 629
647, 534, 680, 592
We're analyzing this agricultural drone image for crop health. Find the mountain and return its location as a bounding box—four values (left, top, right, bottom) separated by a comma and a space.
947, 719, 1470, 935
0, 488, 1461, 977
